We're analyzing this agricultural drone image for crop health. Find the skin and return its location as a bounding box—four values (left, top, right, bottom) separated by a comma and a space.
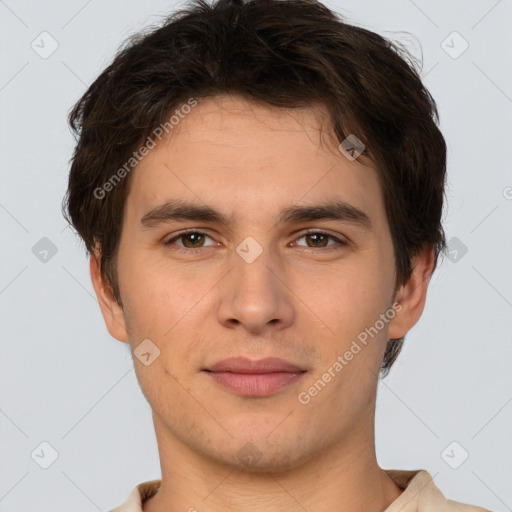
90, 94, 435, 511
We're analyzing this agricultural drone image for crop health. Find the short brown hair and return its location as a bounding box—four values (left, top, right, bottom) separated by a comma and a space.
63, 0, 447, 376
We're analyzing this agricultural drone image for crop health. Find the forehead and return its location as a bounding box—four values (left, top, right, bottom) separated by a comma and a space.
125, 94, 384, 228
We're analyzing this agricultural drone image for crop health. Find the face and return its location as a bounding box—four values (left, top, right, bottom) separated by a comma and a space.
92, 94, 432, 472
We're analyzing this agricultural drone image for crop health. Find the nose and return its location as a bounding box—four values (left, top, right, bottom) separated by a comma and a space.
216, 244, 295, 334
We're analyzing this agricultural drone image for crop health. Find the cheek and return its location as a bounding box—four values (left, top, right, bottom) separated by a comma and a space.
116, 250, 167, 339
118, 251, 219, 349
118, 238, 173, 302
322, 263, 390, 323
304, 257, 394, 371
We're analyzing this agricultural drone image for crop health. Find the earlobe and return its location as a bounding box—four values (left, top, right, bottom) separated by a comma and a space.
387, 246, 436, 340
89, 250, 129, 342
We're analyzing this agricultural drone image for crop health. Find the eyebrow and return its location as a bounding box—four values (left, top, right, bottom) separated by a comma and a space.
140, 198, 372, 231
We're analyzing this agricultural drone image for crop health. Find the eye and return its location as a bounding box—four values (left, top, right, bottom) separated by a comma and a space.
293, 230, 347, 249
163, 229, 348, 253
164, 230, 216, 250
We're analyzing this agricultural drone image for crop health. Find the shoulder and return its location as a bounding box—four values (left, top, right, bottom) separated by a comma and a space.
445, 499, 492, 512
108, 479, 161, 512
384, 469, 492, 512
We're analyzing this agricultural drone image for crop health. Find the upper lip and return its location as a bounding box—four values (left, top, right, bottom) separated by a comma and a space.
204, 357, 306, 374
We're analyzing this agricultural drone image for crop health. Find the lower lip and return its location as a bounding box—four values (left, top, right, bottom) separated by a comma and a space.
204, 371, 306, 397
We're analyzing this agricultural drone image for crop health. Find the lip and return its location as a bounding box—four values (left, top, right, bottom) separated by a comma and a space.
205, 356, 305, 374
203, 357, 307, 397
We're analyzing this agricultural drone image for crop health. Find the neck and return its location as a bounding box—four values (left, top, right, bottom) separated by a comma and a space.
143, 415, 403, 512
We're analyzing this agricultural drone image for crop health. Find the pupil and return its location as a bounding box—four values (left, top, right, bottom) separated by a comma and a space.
185, 233, 203, 247
308, 234, 327, 247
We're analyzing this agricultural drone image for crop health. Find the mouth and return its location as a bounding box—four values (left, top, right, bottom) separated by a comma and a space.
202, 357, 307, 397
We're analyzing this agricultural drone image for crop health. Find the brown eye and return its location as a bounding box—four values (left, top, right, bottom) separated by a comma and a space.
165, 231, 215, 250
180, 232, 206, 248
304, 233, 329, 247
294, 231, 346, 249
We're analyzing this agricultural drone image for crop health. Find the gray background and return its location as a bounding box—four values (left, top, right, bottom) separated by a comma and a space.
0, 0, 511, 510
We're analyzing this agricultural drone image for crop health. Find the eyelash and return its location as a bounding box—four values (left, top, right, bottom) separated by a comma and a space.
163, 229, 348, 254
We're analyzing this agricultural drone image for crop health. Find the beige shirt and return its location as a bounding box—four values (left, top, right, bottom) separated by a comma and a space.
109, 469, 492, 512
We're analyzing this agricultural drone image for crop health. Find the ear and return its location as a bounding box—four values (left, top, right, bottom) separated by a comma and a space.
387, 245, 436, 340
89, 249, 129, 342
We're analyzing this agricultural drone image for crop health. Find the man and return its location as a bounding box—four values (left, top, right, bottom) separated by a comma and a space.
63, 0, 491, 510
